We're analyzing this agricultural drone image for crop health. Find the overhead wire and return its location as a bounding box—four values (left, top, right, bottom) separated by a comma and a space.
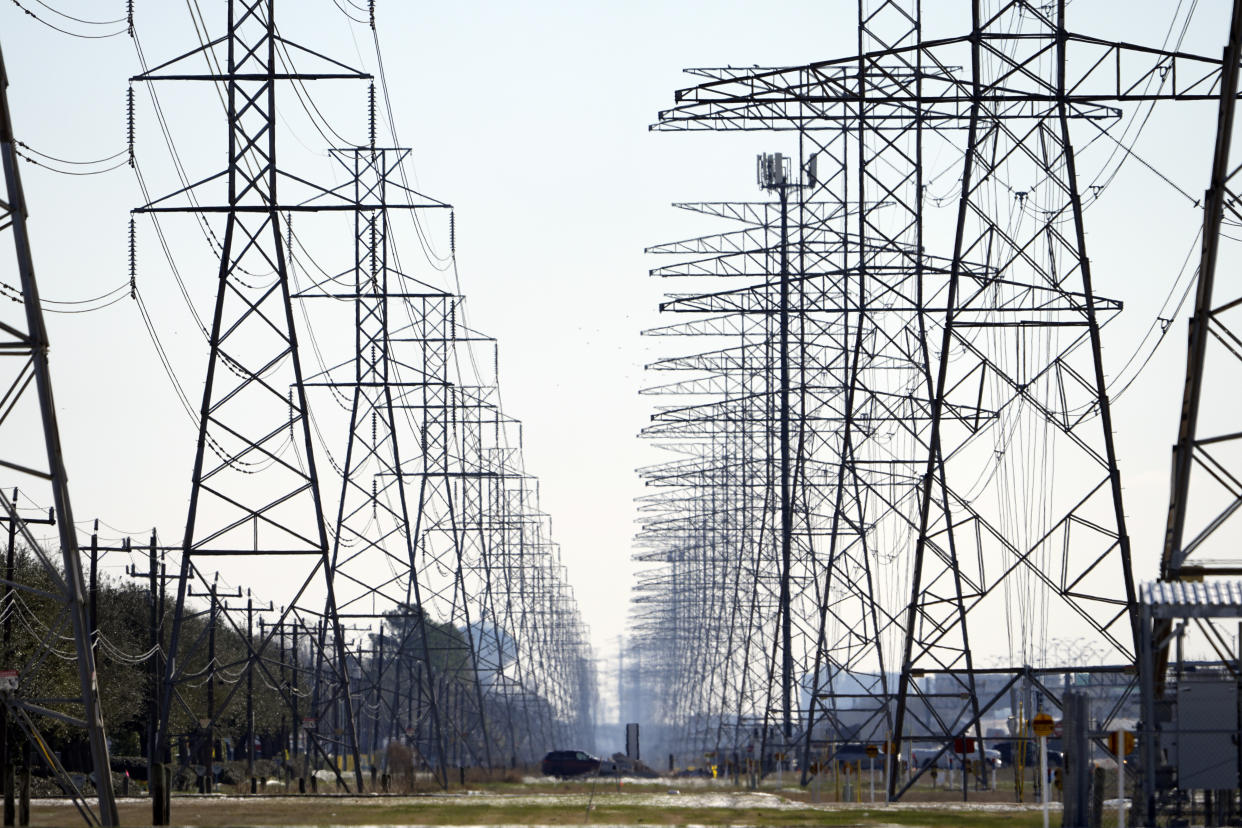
14, 148, 129, 176
329, 0, 367, 26
31, 0, 124, 25
16, 141, 127, 166
7, 0, 126, 37
0, 278, 130, 312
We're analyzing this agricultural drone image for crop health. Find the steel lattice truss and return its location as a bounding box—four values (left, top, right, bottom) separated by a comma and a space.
629, 0, 1224, 795
1138, 0, 1242, 820
1160, 0, 1242, 587
127, 0, 595, 793
0, 44, 117, 827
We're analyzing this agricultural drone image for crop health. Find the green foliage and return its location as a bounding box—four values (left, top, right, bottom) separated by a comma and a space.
2, 556, 504, 764
371, 602, 474, 681
1, 545, 293, 758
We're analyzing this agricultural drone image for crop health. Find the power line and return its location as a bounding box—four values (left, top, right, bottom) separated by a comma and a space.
7, 0, 126, 37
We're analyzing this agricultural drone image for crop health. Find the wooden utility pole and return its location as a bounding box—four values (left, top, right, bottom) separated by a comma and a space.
205, 576, 218, 793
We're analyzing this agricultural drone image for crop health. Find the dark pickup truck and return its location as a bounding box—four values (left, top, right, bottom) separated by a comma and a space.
541, 750, 616, 778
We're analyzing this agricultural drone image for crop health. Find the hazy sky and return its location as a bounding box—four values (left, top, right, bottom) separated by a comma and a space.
0, 0, 1234, 695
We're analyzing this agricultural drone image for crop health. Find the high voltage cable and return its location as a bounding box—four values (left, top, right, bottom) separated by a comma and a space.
365, 18, 496, 431
366, 15, 451, 269
132, 288, 196, 425
7, 0, 126, 37
30, 0, 124, 25
0, 278, 129, 311
15, 155, 127, 176
330, 0, 367, 26
133, 287, 260, 472
41, 294, 129, 314
16, 141, 126, 166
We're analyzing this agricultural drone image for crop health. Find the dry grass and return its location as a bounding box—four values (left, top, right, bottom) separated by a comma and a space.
29, 789, 1055, 827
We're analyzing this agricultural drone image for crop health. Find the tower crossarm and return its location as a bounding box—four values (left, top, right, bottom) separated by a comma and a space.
654, 36, 1222, 132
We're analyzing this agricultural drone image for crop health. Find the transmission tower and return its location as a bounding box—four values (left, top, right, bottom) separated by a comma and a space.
642, 0, 1228, 797
0, 44, 118, 826
131, 0, 372, 794
1158, 0, 1242, 595
637, 172, 888, 767
1139, 0, 1242, 819
299, 144, 457, 782
300, 144, 597, 767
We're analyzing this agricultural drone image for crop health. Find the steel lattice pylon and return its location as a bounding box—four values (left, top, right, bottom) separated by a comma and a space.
298, 148, 597, 770
0, 44, 118, 827
391, 294, 502, 768
1138, 0, 1242, 820
1159, 0, 1242, 589
302, 145, 456, 782
127, 2, 598, 788
635, 0, 1229, 796
132, 0, 373, 795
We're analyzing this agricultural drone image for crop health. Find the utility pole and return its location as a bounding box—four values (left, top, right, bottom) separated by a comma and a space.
755, 151, 797, 746
88, 523, 98, 641
292, 620, 301, 791
372, 633, 383, 781
146, 536, 159, 787
206, 576, 218, 794
247, 590, 256, 793
1, 489, 11, 828
0, 492, 51, 828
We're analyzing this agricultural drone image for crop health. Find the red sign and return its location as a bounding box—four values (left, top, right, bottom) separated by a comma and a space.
953, 737, 975, 754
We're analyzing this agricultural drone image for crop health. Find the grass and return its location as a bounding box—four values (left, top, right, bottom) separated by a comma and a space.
26, 766, 1066, 826
29, 789, 1057, 827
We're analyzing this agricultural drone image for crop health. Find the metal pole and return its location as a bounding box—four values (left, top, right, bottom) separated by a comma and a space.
1039, 734, 1049, 828
1115, 729, 1124, 828
777, 174, 793, 742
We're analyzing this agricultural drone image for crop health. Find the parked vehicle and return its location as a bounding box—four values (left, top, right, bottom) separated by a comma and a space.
540, 750, 616, 778
990, 739, 1063, 768
910, 746, 1001, 769
824, 744, 885, 769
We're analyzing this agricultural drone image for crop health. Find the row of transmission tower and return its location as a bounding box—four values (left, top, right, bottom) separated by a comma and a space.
0, 1, 597, 823
629, 0, 1235, 803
